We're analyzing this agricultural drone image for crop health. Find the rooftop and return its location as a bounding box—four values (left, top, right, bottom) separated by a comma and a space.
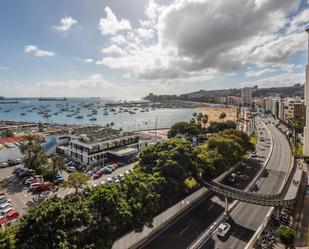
0, 136, 25, 145
70, 126, 134, 144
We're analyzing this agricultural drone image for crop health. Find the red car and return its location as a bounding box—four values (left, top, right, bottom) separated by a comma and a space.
5, 210, 19, 221
31, 184, 51, 192
93, 170, 103, 179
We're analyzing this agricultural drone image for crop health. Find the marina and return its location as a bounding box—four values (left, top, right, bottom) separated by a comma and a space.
0, 98, 199, 131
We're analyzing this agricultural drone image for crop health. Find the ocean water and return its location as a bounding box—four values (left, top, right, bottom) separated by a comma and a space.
0, 98, 197, 131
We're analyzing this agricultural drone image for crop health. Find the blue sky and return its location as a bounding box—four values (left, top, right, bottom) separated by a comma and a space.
0, 0, 308, 99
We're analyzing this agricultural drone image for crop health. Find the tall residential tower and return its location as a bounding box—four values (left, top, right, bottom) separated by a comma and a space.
303, 28, 309, 156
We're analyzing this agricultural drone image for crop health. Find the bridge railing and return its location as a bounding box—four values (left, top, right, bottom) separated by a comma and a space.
201, 178, 295, 206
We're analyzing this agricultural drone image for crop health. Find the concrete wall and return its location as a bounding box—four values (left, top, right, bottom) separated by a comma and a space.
112, 187, 208, 249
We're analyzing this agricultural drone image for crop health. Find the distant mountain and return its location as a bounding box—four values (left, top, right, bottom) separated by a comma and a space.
144, 84, 304, 103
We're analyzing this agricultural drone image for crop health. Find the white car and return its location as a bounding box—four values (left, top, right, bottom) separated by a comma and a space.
0, 202, 12, 211
67, 166, 76, 173
1, 206, 13, 216
0, 196, 10, 204
217, 222, 231, 237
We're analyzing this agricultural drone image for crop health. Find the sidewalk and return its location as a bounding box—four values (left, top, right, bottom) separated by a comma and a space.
293, 160, 309, 248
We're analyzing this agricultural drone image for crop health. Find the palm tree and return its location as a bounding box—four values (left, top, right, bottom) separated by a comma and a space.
219, 112, 226, 121
20, 134, 47, 172
202, 114, 208, 128
49, 155, 66, 174
197, 112, 204, 123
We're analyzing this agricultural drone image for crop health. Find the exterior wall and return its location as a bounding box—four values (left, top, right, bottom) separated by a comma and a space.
272, 100, 279, 117
0, 147, 23, 163
241, 87, 252, 106
303, 30, 309, 156
112, 187, 208, 249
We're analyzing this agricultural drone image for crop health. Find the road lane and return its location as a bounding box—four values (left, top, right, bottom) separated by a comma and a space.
200, 120, 292, 249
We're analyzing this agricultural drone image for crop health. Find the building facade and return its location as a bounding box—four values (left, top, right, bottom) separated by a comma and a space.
241, 87, 252, 106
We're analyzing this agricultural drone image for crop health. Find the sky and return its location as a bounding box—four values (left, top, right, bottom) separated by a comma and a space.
0, 0, 309, 99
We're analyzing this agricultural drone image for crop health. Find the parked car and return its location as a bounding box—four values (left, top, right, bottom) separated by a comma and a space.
106, 177, 113, 185
101, 167, 113, 174
217, 222, 231, 237
0, 202, 12, 212
116, 162, 126, 167
0, 162, 9, 168
105, 165, 115, 172
67, 166, 76, 173
111, 163, 118, 169
85, 170, 94, 177
13, 166, 24, 174
0, 196, 10, 205
31, 184, 51, 193
1, 207, 14, 216
8, 159, 22, 166
5, 210, 19, 221
93, 170, 103, 179
54, 175, 64, 184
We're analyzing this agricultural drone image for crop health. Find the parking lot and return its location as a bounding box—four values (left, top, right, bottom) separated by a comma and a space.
0, 161, 137, 215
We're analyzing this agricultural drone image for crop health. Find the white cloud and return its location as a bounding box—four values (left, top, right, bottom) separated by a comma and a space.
75, 57, 94, 63
0, 66, 9, 70
37, 73, 114, 89
111, 35, 126, 45
53, 16, 78, 32
241, 72, 304, 88
246, 68, 277, 77
96, 0, 306, 83
122, 73, 131, 79
102, 45, 125, 55
24, 45, 55, 57
98, 7, 131, 35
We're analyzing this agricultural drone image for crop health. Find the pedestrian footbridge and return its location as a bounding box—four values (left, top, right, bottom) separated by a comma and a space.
200, 178, 295, 207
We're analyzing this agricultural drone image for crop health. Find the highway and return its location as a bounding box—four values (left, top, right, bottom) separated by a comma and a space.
200, 118, 291, 249
140, 118, 275, 249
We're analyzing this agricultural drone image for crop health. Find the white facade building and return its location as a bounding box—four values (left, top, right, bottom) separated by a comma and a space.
304, 28, 309, 156
241, 87, 252, 106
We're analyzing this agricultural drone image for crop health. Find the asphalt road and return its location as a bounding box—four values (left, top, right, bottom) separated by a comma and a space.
140, 118, 272, 249
200, 117, 291, 249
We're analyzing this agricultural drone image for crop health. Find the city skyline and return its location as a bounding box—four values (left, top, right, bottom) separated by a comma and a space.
0, 0, 309, 98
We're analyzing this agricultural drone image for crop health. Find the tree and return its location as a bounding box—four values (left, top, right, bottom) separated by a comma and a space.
289, 118, 301, 149
139, 138, 199, 206
202, 114, 208, 128
0, 226, 16, 249
197, 112, 204, 123
20, 134, 48, 173
1, 129, 14, 138
167, 122, 201, 139
276, 225, 296, 248
219, 112, 226, 121
66, 172, 89, 194
49, 155, 66, 174
15, 196, 91, 249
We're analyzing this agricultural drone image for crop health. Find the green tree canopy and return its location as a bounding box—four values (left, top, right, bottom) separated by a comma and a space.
167, 122, 201, 139
276, 225, 296, 248
1, 129, 14, 138
66, 172, 89, 194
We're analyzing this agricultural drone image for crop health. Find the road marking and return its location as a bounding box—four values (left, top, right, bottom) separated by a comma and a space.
207, 204, 214, 210
179, 226, 190, 236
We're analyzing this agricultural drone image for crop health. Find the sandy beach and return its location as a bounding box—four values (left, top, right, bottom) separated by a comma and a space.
199, 107, 237, 124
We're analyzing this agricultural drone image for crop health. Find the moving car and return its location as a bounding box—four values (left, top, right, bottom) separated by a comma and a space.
217, 222, 231, 237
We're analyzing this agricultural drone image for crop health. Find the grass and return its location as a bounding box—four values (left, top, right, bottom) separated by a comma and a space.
292, 143, 303, 156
